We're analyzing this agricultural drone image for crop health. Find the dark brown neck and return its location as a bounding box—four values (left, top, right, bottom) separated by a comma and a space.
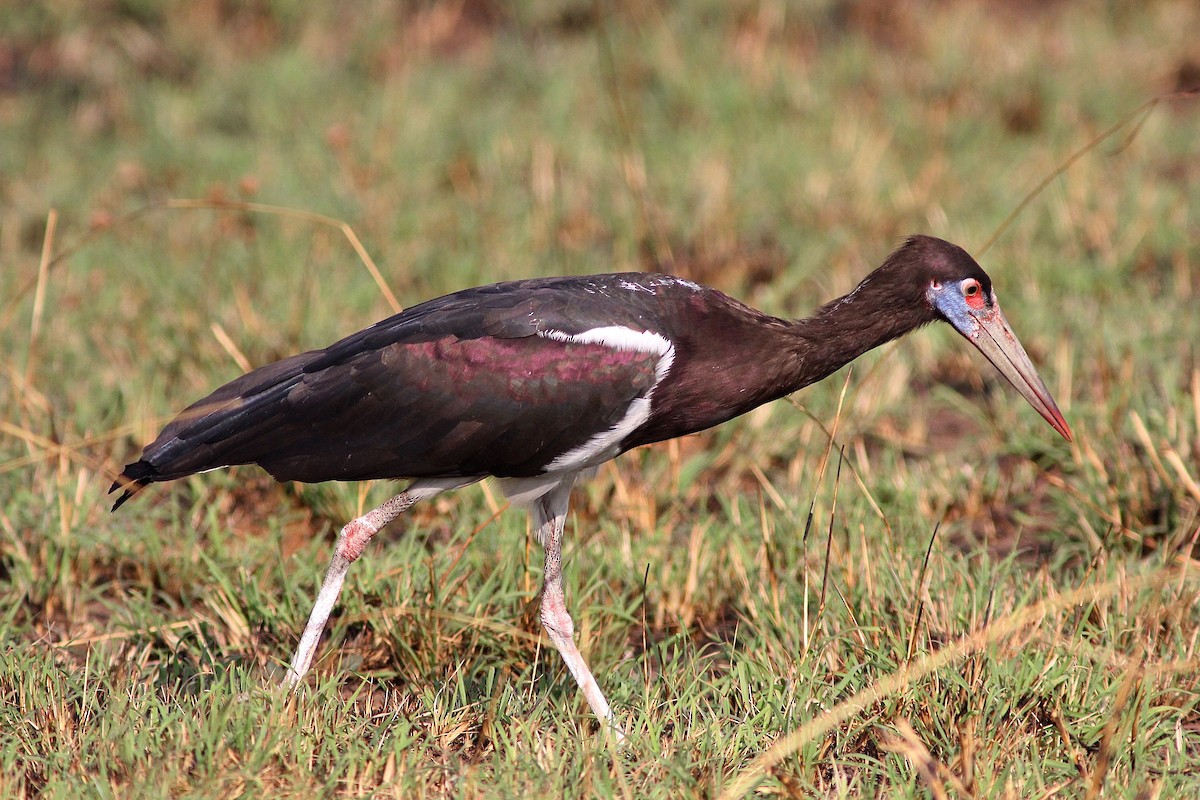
783, 276, 935, 392
625, 268, 938, 450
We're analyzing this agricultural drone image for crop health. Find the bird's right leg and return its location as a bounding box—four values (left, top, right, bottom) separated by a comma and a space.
283, 478, 471, 686
534, 481, 624, 739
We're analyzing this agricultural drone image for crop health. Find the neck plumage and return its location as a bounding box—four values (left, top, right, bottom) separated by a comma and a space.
782, 272, 935, 392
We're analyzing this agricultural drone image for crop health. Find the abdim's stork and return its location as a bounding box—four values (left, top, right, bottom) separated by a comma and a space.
111, 235, 1071, 730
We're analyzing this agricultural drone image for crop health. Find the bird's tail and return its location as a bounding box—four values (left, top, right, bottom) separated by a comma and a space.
108, 460, 159, 512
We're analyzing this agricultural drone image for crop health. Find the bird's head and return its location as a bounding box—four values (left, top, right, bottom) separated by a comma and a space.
891, 235, 1072, 441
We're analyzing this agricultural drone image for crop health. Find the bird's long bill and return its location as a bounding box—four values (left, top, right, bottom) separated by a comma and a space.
953, 303, 1073, 441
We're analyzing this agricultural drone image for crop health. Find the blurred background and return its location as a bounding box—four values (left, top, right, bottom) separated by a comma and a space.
2, 1, 1199, 796
3, 2, 1197, 418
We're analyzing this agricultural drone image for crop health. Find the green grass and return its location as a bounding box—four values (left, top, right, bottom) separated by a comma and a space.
3, 1, 1200, 797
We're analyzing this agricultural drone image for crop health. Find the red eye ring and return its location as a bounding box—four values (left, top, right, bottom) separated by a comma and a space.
961, 279, 986, 309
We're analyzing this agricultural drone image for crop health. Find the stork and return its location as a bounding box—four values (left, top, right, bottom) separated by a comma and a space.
111, 235, 1071, 731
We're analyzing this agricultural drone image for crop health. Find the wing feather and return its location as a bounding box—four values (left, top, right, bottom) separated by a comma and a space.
114, 278, 677, 495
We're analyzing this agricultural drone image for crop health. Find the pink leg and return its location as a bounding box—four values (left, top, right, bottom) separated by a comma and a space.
283, 479, 469, 686
535, 481, 623, 738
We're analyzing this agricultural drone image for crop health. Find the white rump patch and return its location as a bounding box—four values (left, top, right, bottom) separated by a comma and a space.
535, 326, 675, 472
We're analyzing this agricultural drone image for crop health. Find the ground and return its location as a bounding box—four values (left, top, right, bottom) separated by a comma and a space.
2, 1, 1199, 797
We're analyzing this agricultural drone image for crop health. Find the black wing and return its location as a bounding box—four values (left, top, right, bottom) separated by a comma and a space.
110, 275, 685, 507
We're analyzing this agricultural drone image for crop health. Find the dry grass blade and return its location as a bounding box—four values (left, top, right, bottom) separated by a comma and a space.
165, 199, 401, 312
210, 322, 253, 373
593, 6, 673, 269
815, 446, 845, 624
879, 718, 951, 800
1050, 703, 1092, 785
815, 368, 853, 491
785, 394, 893, 536
1, 198, 400, 330
1163, 450, 1200, 504
341, 607, 544, 647
1083, 650, 1145, 800
24, 208, 57, 388
1193, 370, 1200, 440
717, 567, 1184, 800
0, 420, 110, 477
904, 521, 941, 668
978, 90, 1199, 255
1129, 411, 1173, 486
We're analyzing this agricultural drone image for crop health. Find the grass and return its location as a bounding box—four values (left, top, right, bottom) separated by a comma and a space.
2, 0, 1200, 796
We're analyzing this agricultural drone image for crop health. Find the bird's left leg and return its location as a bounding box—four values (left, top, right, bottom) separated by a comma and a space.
535, 481, 622, 737
284, 478, 472, 686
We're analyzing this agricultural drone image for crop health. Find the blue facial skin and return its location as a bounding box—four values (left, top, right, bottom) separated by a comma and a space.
927, 278, 992, 341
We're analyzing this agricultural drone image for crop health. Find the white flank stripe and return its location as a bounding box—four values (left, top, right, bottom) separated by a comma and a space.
543, 396, 653, 472
535, 326, 675, 473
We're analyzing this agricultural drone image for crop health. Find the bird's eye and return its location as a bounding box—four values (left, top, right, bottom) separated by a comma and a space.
960, 278, 987, 309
